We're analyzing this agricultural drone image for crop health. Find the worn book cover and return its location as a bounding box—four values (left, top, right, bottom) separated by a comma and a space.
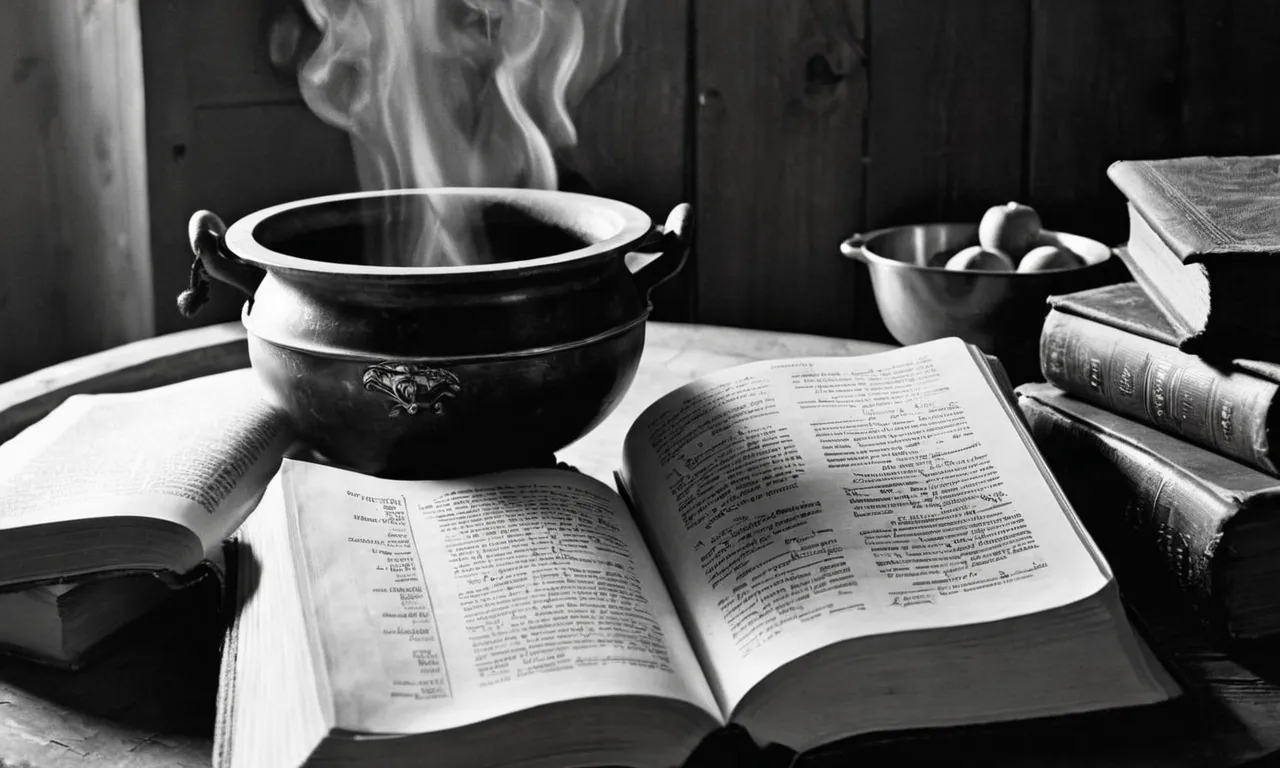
1041, 281, 1280, 475
1045, 281, 1277, 366
1107, 156, 1280, 353
1017, 382, 1280, 639
1108, 155, 1280, 262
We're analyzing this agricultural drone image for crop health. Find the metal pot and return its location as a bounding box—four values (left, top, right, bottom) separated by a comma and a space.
182, 188, 692, 479
841, 223, 1123, 383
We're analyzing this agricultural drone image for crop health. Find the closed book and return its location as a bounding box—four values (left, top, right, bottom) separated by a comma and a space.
1017, 382, 1280, 639
0, 575, 177, 668
1041, 281, 1280, 475
1107, 155, 1280, 356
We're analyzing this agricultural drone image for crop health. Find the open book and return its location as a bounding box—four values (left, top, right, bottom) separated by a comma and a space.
220, 338, 1179, 768
0, 369, 291, 593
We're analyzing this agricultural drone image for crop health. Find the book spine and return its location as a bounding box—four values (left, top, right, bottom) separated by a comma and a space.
1017, 392, 1229, 618
1040, 309, 1279, 475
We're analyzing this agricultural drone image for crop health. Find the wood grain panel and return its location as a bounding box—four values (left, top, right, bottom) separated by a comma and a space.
142, 0, 358, 335
40, 1, 154, 353
168, 104, 358, 327
0, 4, 61, 381
861, 0, 1030, 342
0, 0, 153, 381
1026, 0, 1184, 245
185, 0, 302, 106
140, 1, 197, 337
865, 0, 1029, 226
569, 0, 693, 321
694, 0, 867, 337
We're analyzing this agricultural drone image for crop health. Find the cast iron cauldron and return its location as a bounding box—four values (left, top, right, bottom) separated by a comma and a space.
181, 188, 692, 479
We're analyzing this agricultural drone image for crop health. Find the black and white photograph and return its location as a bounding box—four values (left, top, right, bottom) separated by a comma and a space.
1, 2, 1280, 767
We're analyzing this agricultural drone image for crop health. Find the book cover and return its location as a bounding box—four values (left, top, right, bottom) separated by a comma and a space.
1041, 281, 1280, 474
1108, 155, 1280, 262
1017, 382, 1280, 639
1108, 156, 1280, 353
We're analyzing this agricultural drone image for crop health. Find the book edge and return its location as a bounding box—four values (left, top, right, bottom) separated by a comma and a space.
1015, 384, 1273, 511
1110, 245, 1207, 345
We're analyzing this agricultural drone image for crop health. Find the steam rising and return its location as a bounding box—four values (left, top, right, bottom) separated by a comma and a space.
297, 0, 628, 266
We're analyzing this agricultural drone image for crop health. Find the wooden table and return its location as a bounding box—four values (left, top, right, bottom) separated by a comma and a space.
1, 321, 1280, 767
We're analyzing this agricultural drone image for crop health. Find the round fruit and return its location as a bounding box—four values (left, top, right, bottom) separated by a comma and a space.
928, 249, 956, 268
1016, 245, 1086, 272
945, 245, 1015, 272
978, 201, 1043, 260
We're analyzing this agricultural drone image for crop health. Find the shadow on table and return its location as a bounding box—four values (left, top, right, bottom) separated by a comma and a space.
0, 576, 225, 739
0, 541, 267, 743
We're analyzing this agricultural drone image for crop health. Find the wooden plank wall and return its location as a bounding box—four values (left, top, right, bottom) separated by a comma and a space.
694, 0, 866, 336
4, 0, 1280, 378
565, 0, 694, 320
141, 0, 358, 336
0, 0, 153, 381
1028, 0, 1280, 247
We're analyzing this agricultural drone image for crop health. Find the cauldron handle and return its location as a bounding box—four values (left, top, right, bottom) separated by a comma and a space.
627, 203, 693, 303
177, 211, 267, 318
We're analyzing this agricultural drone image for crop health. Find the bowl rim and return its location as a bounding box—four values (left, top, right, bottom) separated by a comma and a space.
841, 223, 1113, 276
223, 187, 654, 277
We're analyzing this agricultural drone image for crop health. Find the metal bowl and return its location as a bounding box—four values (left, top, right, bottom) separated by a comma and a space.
840, 223, 1124, 382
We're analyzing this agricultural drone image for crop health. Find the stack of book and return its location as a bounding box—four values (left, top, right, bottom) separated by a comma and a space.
1016, 154, 1280, 640
0, 370, 292, 668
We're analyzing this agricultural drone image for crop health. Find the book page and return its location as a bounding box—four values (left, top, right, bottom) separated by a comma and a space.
0, 369, 290, 557
282, 459, 722, 735
619, 338, 1109, 711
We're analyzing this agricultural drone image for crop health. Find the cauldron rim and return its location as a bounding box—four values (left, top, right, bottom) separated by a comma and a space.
223, 187, 653, 278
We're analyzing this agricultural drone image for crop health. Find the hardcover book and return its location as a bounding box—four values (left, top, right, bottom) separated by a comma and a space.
1017, 382, 1280, 639
1107, 155, 1280, 356
1041, 281, 1280, 475
0, 575, 178, 668
216, 339, 1178, 768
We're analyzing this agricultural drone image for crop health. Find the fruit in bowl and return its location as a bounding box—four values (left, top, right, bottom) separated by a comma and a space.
945, 245, 1014, 272
978, 201, 1042, 260
840, 220, 1119, 383
938, 202, 1086, 274
1017, 244, 1086, 272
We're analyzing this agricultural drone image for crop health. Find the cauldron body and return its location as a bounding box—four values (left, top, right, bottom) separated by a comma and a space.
185, 188, 692, 478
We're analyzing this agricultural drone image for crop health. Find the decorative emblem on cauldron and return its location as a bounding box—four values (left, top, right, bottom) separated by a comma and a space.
362, 363, 461, 417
